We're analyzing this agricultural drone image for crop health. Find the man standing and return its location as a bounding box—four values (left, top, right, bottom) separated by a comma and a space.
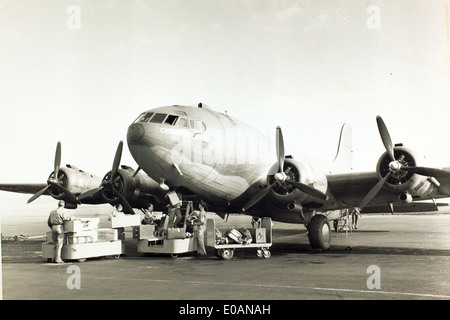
47, 200, 69, 263
191, 201, 208, 256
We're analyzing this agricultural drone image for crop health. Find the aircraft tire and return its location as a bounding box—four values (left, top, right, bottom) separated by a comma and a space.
308, 215, 331, 251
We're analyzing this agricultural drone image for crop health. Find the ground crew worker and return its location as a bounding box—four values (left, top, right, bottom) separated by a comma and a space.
168, 202, 183, 228
192, 201, 208, 256
47, 200, 70, 263
111, 203, 125, 240
141, 203, 157, 225
352, 208, 361, 229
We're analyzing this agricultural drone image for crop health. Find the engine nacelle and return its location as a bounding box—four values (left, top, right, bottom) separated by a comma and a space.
267, 158, 328, 206
47, 165, 102, 201
376, 146, 434, 197
101, 166, 164, 208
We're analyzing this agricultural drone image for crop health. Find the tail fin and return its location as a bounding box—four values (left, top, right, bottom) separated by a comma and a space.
331, 123, 353, 173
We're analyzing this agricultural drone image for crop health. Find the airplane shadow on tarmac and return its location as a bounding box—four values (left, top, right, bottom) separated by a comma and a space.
269, 228, 450, 257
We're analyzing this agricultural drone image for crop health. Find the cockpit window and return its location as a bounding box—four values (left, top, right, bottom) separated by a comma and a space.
164, 115, 179, 125
134, 112, 154, 123
140, 112, 154, 122
176, 117, 189, 128
149, 113, 167, 123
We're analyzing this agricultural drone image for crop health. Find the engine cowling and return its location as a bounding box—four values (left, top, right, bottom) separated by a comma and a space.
101, 166, 163, 208
376, 146, 433, 197
267, 158, 328, 206
47, 165, 102, 201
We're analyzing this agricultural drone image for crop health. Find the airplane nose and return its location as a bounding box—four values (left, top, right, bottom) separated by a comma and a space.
127, 123, 145, 143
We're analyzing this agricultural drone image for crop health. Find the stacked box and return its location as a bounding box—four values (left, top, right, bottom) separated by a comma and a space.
102, 214, 141, 229
43, 217, 123, 262
65, 230, 99, 244
97, 228, 118, 241
133, 225, 156, 240
249, 228, 267, 244
64, 218, 100, 232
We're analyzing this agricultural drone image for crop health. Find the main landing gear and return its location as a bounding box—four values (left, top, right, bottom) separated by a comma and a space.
307, 214, 331, 251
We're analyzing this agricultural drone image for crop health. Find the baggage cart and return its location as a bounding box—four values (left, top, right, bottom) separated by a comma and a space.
206, 217, 273, 260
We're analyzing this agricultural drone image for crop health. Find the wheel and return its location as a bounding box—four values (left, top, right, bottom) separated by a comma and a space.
114, 255, 120, 259
262, 249, 271, 259
308, 215, 331, 251
218, 249, 234, 260
77, 258, 87, 262
170, 253, 179, 259
256, 249, 263, 258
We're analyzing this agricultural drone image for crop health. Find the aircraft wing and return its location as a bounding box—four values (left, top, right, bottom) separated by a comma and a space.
0, 183, 48, 195
326, 168, 450, 210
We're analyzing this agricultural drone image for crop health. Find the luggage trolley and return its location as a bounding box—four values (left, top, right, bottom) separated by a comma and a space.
206, 217, 273, 260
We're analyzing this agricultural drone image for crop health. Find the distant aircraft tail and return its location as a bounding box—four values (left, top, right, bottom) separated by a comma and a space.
331, 123, 353, 173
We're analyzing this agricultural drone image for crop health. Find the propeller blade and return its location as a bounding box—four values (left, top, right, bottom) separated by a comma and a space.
27, 186, 50, 204
111, 141, 123, 180
242, 182, 276, 212
112, 188, 134, 215
358, 172, 391, 211
132, 166, 141, 178
401, 166, 450, 179
54, 141, 61, 179
376, 116, 395, 161
77, 186, 104, 201
285, 179, 328, 201
276, 126, 285, 173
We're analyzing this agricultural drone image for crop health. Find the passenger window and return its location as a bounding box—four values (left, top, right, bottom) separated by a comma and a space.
164, 115, 179, 125
149, 113, 167, 123
189, 119, 195, 129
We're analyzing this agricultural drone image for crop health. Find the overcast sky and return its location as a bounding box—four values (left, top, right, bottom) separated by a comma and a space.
0, 0, 448, 188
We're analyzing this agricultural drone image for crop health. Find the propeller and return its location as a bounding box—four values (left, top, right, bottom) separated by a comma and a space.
28, 142, 78, 204
242, 127, 328, 212
354, 116, 450, 212
78, 141, 134, 214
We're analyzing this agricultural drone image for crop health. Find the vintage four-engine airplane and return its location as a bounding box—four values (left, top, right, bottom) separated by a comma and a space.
1, 103, 449, 250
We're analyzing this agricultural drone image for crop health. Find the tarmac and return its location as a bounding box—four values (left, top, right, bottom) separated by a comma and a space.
1, 209, 450, 302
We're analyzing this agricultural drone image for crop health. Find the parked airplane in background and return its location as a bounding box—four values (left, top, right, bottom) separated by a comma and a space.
1, 103, 449, 250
